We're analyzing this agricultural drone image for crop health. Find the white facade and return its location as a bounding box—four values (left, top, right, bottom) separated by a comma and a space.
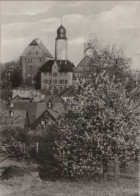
41, 62, 73, 93
55, 39, 67, 60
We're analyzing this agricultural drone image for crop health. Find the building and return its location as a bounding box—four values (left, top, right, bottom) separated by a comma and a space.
20, 38, 53, 86
74, 55, 91, 82
12, 89, 45, 102
38, 25, 75, 94
6, 100, 65, 130
1, 63, 21, 88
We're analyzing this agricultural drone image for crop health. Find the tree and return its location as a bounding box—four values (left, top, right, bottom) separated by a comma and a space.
84, 36, 137, 94
34, 71, 41, 90
55, 38, 140, 180
10, 69, 23, 88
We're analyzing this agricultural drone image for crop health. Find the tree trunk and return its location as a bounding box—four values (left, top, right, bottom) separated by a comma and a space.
114, 157, 120, 181
103, 161, 108, 181
36, 142, 39, 156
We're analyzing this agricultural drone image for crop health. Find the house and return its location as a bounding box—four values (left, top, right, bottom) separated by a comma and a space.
74, 55, 91, 82
12, 89, 45, 102
40, 60, 74, 93
6, 100, 65, 130
20, 38, 53, 86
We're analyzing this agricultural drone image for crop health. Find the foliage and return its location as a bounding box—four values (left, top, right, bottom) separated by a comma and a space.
10, 69, 23, 88
54, 37, 140, 179
0, 89, 12, 101
1, 60, 21, 89
34, 71, 41, 90
1, 127, 30, 161
84, 36, 137, 94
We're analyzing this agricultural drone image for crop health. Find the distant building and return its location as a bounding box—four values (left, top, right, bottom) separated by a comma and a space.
74, 55, 91, 82
12, 89, 45, 102
20, 38, 53, 86
37, 25, 75, 94
40, 60, 74, 93
6, 100, 65, 130
1, 63, 21, 88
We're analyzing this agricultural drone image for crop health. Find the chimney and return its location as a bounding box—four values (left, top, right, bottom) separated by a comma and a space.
10, 101, 14, 108
47, 100, 52, 109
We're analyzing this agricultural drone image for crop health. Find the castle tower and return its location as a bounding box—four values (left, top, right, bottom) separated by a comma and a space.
55, 25, 67, 60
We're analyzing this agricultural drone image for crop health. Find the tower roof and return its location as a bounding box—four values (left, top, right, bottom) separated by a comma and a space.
56, 25, 67, 40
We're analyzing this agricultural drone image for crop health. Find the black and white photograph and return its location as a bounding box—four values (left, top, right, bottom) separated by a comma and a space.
0, 1, 140, 195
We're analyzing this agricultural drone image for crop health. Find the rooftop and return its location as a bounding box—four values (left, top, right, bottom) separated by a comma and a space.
40, 60, 75, 73
21, 38, 53, 58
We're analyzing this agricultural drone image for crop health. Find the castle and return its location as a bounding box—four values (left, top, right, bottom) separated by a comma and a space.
20, 24, 89, 93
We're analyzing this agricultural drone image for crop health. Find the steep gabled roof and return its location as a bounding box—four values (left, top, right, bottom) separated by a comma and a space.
75, 55, 90, 72
40, 60, 75, 73
13, 102, 47, 125
21, 38, 53, 58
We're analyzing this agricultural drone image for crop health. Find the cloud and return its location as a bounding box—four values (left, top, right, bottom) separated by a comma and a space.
1, 1, 53, 16
1, 1, 140, 69
69, 37, 85, 46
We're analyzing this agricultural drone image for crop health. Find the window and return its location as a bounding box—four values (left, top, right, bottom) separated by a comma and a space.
40, 58, 42, 62
53, 73, 57, 77
65, 80, 68, 84
29, 66, 32, 71
43, 80, 47, 84
48, 80, 51, 84
36, 51, 38, 54
27, 58, 32, 63
59, 80, 63, 84
53, 80, 57, 84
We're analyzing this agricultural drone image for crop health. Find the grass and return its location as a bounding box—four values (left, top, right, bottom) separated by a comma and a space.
0, 174, 139, 196
0, 159, 139, 196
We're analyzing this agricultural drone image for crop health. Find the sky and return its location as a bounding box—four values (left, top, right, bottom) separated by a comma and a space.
1, 1, 140, 69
